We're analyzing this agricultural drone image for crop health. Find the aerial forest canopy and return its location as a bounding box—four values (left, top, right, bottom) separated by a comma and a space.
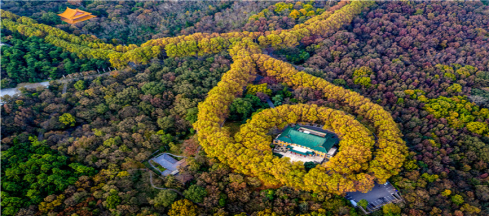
0, 0, 360, 68
1, 0, 489, 216
1, 32, 109, 88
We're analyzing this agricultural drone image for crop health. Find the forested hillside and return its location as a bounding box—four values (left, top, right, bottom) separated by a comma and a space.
1, 1, 489, 216
300, 2, 489, 213
3, 1, 235, 44
1, 31, 109, 88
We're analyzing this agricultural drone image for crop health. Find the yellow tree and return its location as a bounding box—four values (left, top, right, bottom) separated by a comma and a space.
168, 199, 198, 216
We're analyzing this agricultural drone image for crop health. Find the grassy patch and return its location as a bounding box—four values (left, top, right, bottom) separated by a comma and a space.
150, 160, 167, 173
143, 161, 161, 175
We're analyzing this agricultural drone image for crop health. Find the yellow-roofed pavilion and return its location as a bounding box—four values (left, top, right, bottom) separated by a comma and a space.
57, 7, 96, 24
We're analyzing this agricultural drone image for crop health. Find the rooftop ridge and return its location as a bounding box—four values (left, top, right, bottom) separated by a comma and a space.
58, 7, 96, 24
276, 126, 338, 153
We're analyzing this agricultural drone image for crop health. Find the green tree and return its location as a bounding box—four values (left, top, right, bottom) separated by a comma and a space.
382, 203, 401, 216
421, 173, 439, 183
185, 107, 199, 124
354, 77, 372, 87
96, 103, 109, 114
106, 194, 121, 209
141, 81, 166, 95
103, 136, 122, 147
230, 98, 253, 121
154, 190, 178, 207
451, 194, 464, 205
158, 116, 175, 132
304, 162, 317, 172
272, 94, 283, 106
59, 113, 75, 127
74, 80, 85, 91
333, 79, 346, 86
40, 12, 61, 25
358, 199, 368, 209
447, 83, 462, 93
264, 189, 275, 200
183, 185, 207, 203
107, 86, 140, 106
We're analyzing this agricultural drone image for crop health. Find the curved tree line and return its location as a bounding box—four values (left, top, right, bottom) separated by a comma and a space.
234, 103, 376, 194
253, 54, 408, 183
1, 0, 373, 69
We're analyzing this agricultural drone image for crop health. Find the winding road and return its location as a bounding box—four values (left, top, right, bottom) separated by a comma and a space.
1, 71, 113, 101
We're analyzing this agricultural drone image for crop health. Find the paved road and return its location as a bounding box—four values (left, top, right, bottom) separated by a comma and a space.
266, 98, 275, 108
1, 72, 112, 101
1, 81, 50, 98
148, 171, 184, 196
148, 170, 203, 207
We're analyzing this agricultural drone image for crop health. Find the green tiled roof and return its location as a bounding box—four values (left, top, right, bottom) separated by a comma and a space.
276, 126, 338, 153
289, 149, 314, 156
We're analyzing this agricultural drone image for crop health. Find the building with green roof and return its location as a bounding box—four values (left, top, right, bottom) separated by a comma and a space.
273, 125, 339, 158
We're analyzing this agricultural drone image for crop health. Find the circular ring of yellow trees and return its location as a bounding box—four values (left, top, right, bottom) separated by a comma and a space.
235, 104, 376, 193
